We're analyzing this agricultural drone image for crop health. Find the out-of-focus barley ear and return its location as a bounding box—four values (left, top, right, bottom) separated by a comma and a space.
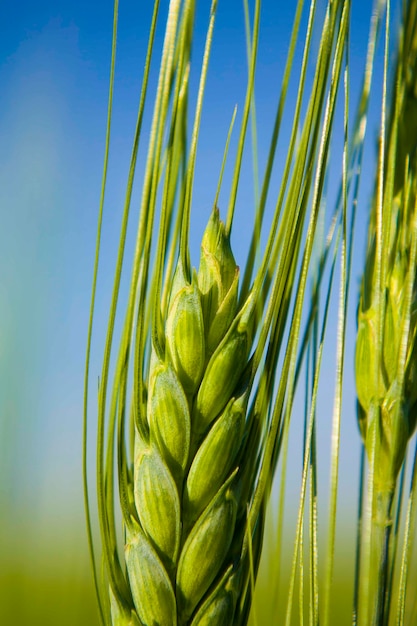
355, 1, 417, 623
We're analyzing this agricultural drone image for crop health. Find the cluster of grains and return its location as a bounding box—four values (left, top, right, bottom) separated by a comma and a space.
125, 209, 254, 626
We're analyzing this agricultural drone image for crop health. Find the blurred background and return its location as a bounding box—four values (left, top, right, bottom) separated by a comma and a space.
0, 0, 394, 624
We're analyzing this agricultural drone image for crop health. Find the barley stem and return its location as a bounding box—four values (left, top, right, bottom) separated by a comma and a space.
369, 489, 394, 625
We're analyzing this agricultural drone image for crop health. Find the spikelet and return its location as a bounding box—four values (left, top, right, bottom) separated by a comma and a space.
176, 472, 238, 621
166, 260, 205, 395
184, 396, 245, 525
189, 568, 238, 626
110, 589, 141, 626
125, 522, 177, 626
197, 207, 240, 356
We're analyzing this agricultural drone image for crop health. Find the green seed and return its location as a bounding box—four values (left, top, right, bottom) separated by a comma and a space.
166, 266, 205, 394
185, 397, 245, 522
194, 299, 253, 437
364, 384, 410, 492
125, 524, 177, 626
177, 472, 238, 621
148, 357, 190, 478
190, 567, 237, 626
134, 446, 180, 566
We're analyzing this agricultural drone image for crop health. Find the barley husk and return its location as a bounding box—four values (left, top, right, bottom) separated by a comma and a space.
125, 524, 177, 626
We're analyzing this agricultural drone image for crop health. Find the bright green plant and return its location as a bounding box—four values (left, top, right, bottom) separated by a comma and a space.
83, 0, 351, 624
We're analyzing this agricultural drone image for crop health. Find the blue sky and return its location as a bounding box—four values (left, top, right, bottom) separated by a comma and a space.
1, 0, 390, 565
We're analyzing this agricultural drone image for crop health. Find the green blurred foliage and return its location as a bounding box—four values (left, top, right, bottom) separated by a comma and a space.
0, 526, 99, 626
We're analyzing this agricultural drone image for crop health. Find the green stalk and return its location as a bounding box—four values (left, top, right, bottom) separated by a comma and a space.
353, 446, 366, 626
397, 438, 417, 624
369, 488, 394, 625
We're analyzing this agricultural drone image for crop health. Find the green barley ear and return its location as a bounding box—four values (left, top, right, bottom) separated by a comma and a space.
84, 0, 353, 624
356, 214, 417, 490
